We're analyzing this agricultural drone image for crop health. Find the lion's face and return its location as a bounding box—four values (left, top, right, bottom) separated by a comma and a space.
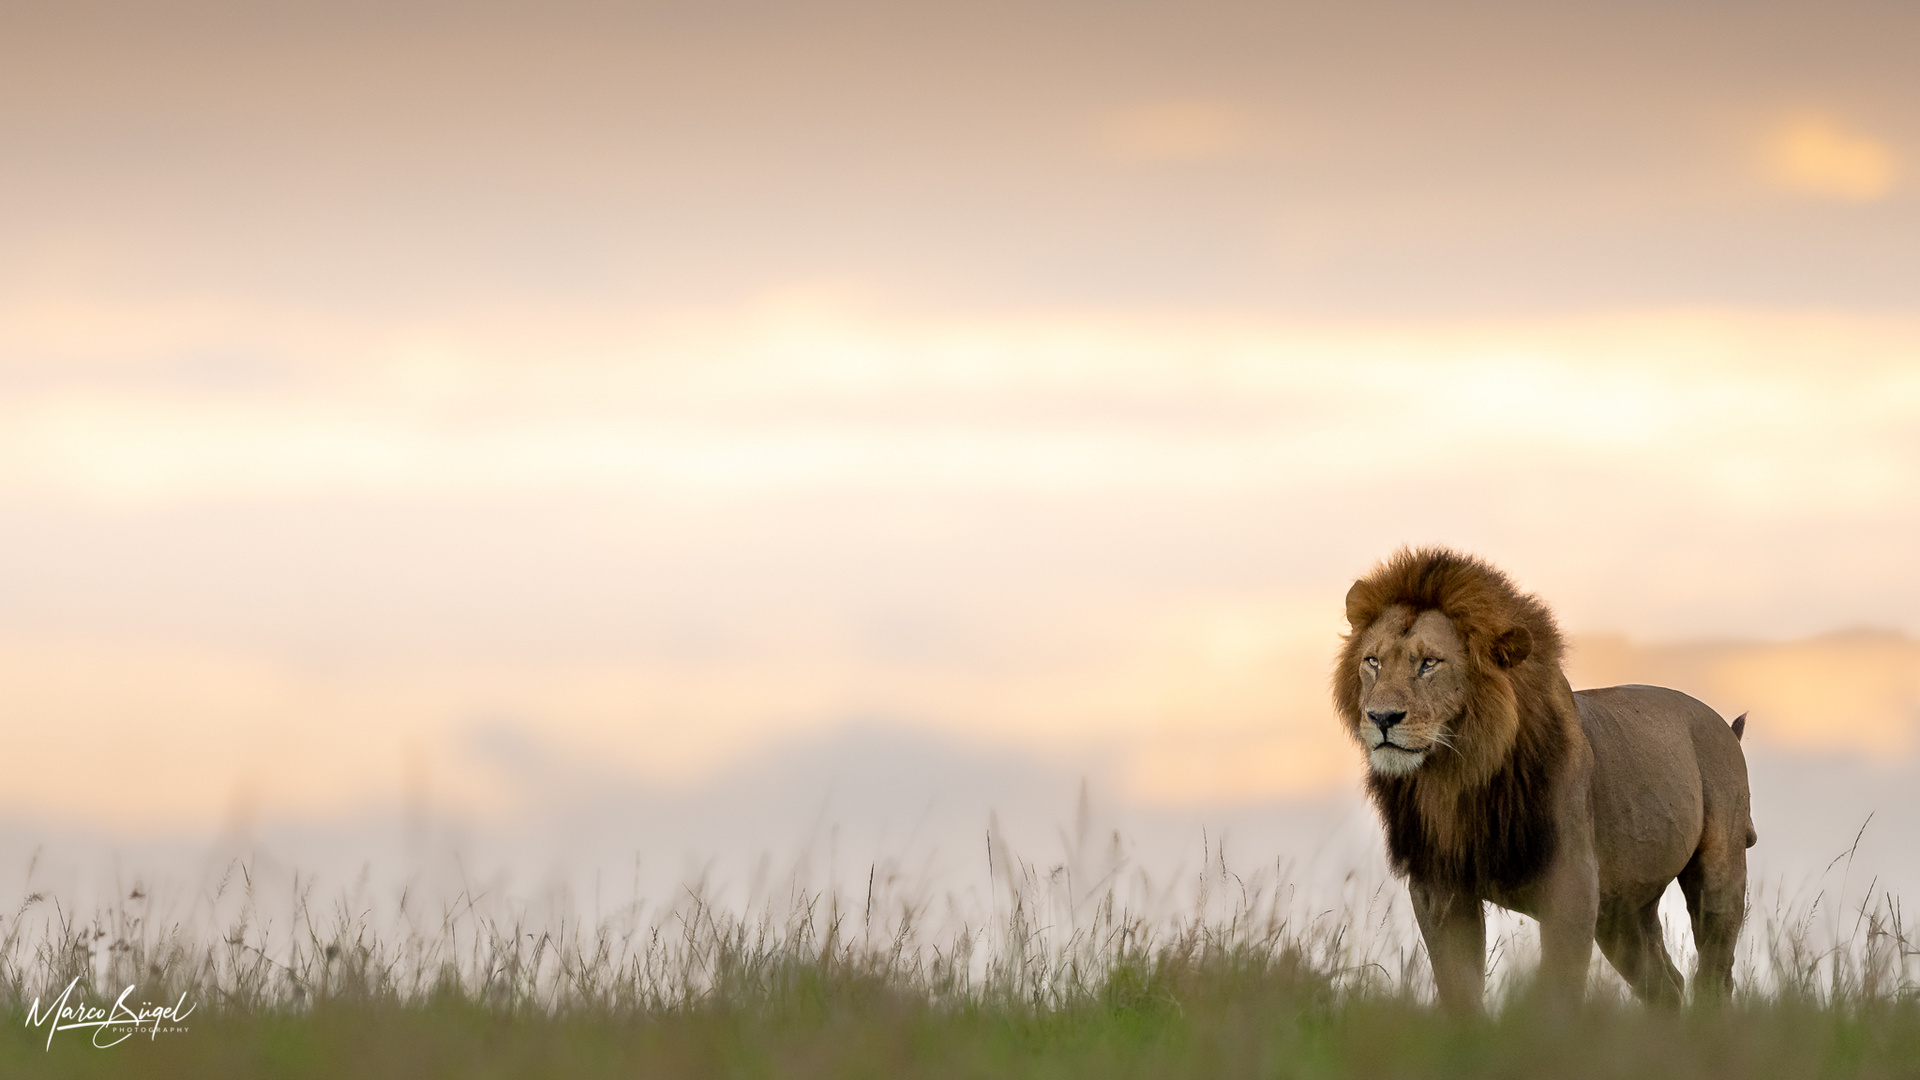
1348, 606, 1471, 777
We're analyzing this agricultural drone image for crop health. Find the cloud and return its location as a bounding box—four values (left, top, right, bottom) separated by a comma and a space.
1567, 630, 1920, 759
1097, 100, 1256, 163
4, 303, 1920, 829
1762, 111, 1899, 202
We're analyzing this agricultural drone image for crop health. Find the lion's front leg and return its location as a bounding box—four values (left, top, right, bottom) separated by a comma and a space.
1534, 795, 1601, 1011
1534, 865, 1598, 1010
1410, 881, 1485, 1016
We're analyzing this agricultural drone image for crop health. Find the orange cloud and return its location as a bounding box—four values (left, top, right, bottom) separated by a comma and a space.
4, 624, 1914, 828
1762, 111, 1899, 201
1098, 100, 1255, 163
1568, 631, 1920, 758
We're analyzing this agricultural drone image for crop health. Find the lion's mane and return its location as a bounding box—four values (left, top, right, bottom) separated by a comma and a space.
1333, 547, 1579, 893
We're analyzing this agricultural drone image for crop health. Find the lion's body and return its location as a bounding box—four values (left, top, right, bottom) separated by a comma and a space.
1333, 549, 1753, 1012
1575, 685, 1752, 1003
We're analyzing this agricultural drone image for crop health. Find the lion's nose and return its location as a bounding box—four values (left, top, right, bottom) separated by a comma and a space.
1367, 708, 1406, 731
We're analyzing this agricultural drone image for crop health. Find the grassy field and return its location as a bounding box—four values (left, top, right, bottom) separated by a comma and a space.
8, 975, 1920, 1079
2, 853, 1915, 1078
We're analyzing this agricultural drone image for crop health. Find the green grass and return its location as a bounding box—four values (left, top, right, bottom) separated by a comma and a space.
1, 849, 1915, 1078
7, 967, 1919, 1079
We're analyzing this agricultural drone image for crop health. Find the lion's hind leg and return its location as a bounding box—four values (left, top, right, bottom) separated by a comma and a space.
1594, 897, 1684, 1006
1678, 828, 1746, 1003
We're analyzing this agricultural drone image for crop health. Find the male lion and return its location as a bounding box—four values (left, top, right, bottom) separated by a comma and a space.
1333, 547, 1755, 1012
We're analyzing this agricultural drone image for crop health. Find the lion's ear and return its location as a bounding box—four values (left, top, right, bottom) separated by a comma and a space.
1344, 582, 1369, 629
1492, 626, 1532, 668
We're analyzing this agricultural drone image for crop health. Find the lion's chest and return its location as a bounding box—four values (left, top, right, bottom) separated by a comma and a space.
1370, 772, 1562, 895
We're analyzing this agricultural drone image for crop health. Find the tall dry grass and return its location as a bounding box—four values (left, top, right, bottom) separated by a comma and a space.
0, 829, 1911, 1022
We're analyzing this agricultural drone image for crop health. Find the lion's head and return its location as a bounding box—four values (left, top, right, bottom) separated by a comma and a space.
1332, 548, 1576, 888
1334, 549, 1546, 784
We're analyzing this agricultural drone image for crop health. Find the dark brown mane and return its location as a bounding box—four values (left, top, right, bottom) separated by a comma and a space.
1333, 547, 1578, 893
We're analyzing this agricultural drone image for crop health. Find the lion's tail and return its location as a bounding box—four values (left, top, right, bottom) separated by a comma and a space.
1731, 713, 1758, 847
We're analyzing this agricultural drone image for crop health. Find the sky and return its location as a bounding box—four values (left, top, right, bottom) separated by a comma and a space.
1, 0, 1918, 917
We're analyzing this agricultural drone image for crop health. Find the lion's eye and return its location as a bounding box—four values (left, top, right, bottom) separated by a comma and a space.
1363, 656, 1379, 671
1419, 658, 1441, 675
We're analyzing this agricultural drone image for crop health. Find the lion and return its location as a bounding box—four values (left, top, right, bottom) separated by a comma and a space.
1332, 547, 1755, 1012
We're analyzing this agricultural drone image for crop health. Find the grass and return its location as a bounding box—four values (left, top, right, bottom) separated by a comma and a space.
0, 837, 1915, 1079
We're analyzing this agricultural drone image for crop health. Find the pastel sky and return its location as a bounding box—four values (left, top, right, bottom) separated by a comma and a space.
2, 0, 1918, 837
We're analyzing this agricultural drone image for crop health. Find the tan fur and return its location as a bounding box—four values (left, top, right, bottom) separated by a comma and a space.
1333, 547, 1754, 1012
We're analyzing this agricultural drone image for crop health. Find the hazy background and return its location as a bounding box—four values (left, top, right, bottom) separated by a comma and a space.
2, 0, 1917, 929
